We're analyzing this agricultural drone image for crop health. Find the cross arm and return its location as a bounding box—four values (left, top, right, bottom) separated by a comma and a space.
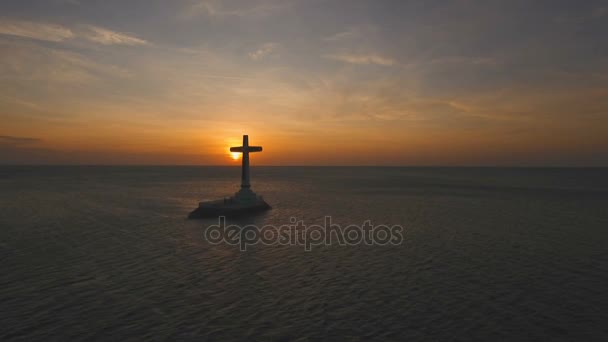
230, 146, 262, 152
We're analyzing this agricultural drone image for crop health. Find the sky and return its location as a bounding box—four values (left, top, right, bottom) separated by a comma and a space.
0, 0, 607, 166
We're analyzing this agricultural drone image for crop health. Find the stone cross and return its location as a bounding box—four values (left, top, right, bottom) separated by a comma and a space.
230, 135, 262, 189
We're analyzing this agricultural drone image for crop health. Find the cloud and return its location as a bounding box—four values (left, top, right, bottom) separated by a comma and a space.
83, 26, 149, 46
0, 40, 132, 85
248, 43, 277, 60
0, 135, 41, 145
427, 56, 500, 66
0, 19, 149, 46
0, 19, 74, 42
323, 28, 359, 41
190, 1, 237, 16
184, 0, 289, 19
47, 48, 133, 78
324, 53, 396, 66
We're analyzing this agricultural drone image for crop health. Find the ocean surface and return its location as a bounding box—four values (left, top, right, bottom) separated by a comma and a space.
1, 166, 607, 340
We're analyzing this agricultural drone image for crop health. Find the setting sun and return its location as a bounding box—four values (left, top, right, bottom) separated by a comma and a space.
230, 152, 240, 160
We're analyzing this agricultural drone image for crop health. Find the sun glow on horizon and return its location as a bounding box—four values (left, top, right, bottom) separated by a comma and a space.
1, 2, 608, 167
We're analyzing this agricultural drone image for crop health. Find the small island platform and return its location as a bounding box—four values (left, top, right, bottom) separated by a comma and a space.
188, 194, 271, 218
188, 134, 271, 219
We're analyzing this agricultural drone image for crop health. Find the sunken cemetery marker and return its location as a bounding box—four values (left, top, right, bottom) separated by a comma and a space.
188, 135, 271, 218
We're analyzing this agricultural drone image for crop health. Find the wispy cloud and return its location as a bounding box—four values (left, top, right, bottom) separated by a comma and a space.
0, 19, 74, 42
0, 40, 132, 85
0, 135, 41, 145
82, 25, 148, 46
184, 0, 289, 19
0, 19, 149, 46
427, 56, 500, 66
323, 28, 359, 41
324, 53, 396, 66
48, 49, 133, 78
248, 43, 277, 60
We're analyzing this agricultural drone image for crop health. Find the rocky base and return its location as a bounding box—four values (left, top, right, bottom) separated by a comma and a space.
188, 196, 271, 219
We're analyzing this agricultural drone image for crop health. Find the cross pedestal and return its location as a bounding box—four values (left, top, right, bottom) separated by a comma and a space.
230, 135, 263, 204
188, 134, 270, 218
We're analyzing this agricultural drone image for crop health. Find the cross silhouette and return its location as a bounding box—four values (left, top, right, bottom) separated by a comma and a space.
230, 135, 262, 188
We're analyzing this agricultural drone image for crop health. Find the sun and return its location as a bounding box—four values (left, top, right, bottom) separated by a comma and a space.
230, 152, 240, 160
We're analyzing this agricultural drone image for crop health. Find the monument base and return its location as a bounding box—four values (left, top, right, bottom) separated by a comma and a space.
188, 191, 271, 219
190, 135, 269, 219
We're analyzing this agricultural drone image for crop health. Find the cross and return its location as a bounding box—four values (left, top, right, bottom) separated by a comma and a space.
230, 135, 262, 189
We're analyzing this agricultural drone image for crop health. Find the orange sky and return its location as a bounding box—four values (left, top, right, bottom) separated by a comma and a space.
1, 1, 607, 166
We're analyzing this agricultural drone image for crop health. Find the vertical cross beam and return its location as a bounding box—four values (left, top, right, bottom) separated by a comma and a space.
230, 135, 263, 190
241, 135, 250, 188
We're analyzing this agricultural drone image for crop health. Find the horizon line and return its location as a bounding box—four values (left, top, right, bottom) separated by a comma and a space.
0, 164, 606, 168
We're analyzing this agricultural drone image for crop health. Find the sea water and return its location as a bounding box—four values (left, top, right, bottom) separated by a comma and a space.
1, 166, 607, 340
